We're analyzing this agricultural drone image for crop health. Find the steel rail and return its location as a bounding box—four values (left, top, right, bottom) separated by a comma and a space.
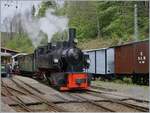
65, 92, 115, 112
87, 90, 149, 112
89, 88, 149, 103
11, 78, 68, 112
6, 86, 28, 95
11, 78, 61, 112
91, 85, 117, 92
1, 81, 33, 112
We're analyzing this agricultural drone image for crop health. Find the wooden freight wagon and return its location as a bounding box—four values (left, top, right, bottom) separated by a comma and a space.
115, 40, 149, 84
84, 48, 115, 80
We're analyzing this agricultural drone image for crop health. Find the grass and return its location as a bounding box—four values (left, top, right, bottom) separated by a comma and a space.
77, 38, 115, 50
113, 77, 133, 84
92, 78, 149, 89
77, 36, 137, 50
92, 79, 149, 101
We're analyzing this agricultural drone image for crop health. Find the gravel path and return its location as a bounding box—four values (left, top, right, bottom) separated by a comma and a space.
92, 81, 149, 101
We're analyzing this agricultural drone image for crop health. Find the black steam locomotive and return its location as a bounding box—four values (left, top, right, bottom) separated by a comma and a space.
17, 28, 91, 91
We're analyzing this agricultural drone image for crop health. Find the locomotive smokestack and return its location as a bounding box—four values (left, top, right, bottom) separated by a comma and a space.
69, 28, 76, 46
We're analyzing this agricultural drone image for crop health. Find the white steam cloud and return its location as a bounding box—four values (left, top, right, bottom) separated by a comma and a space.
22, 8, 68, 47
39, 9, 68, 42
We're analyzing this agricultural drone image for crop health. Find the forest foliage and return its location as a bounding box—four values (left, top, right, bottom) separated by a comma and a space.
1, 1, 149, 52
61, 1, 149, 42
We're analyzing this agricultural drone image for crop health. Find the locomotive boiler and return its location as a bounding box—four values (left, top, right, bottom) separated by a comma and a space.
17, 28, 91, 91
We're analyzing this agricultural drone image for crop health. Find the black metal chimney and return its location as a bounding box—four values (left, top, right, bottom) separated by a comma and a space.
68, 28, 76, 46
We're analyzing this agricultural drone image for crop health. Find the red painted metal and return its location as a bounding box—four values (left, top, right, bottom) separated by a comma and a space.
115, 40, 149, 74
60, 73, 89, 91
115, 44, 134, 74
134, 41, 149, 73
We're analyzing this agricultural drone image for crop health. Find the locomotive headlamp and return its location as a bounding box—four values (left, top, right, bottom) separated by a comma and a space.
54, 58, 59, 63
74, 39, 78, 43
87, 59, 91, 63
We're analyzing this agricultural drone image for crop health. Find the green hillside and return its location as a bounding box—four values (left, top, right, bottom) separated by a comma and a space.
1, 32, 34, 53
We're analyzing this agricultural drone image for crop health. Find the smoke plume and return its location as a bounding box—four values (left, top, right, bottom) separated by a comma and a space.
22, 8, 68, 47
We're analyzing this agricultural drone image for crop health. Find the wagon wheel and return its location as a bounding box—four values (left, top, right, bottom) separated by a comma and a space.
132, 75, 137, 84
143, 75, 149, 85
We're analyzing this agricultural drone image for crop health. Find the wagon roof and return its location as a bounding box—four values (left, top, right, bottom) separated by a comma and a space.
83, 39, 149, 52
1, 47, 20, 53
0, 52, 12, 57
110, 39, 149, 48
83, 48, 107, 52
12, 53, 27, 58
17, 53, 33, 57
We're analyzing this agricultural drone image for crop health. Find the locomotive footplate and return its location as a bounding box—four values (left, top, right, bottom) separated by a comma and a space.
60, 73, 90, 91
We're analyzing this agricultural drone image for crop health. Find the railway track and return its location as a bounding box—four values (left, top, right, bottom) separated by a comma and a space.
89, 88, 149, 103
61, 90, 149, 112
2, 81, 33, 112
28, 76, 150, 112
91, 85, 117, 92
1, 76, 149, 112
64, 92, 115, 112
1, 78, 67, 112
86, 90, 149, 112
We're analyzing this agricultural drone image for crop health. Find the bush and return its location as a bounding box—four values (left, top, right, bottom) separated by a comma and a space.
123, 77, 132, 84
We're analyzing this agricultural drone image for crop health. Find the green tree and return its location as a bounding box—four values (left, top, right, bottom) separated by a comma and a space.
40, 33, 48, 45
37, 1, 149, 48
38, 0, 56, 17
65, 1, 98, 39
32, 5, 36, 16
5, 33, 34, 53
51, 30, 68, 42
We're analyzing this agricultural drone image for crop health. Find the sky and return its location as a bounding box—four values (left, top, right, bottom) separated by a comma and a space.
0, 0, 65, 32
1, 0, 42, 23
0, 0, 42, 31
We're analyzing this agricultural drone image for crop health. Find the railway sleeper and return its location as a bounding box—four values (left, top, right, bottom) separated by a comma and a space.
67, 93, 116, 112
10, 78, 68, 112
86, 91, 149, 112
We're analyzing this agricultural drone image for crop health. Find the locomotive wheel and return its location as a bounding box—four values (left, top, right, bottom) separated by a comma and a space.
142, 75, 145, 85
38, 72, 47, 82
143, 75, 149, 85
147, 75, 149, 85
45, 74, 52, 85
136, 75, 141, 85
